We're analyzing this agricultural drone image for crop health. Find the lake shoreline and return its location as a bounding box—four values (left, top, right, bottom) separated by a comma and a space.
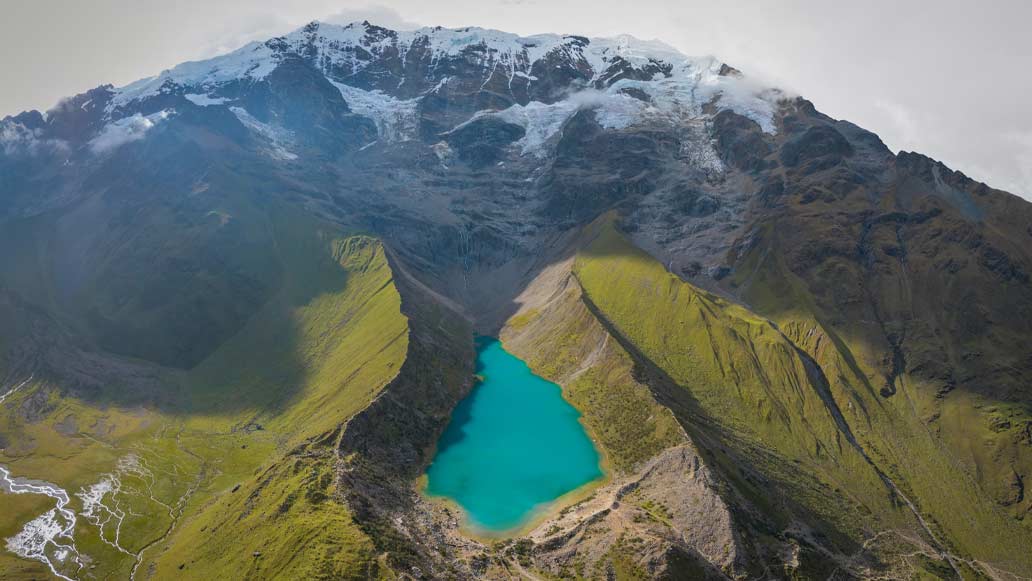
419, 336, 608, 539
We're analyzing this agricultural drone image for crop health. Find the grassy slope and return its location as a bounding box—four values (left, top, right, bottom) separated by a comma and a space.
139, 210, 408, 579
499, 263, 702, 580
0, 203, 410, 579
143, 433, 382, 581
574, 220, 895, 538
573, 217, 1032, 576
567, 220, 916, 575
732, 221, 1032, 575
500, 265, 685, 474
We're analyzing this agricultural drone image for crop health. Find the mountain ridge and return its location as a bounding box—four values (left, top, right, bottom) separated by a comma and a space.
1, 19, 1031, 580
1, 20, 781, 165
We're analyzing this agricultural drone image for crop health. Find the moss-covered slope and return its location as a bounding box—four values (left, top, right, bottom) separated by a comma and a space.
0, 201, 420, 579
571, 218, 1032, 578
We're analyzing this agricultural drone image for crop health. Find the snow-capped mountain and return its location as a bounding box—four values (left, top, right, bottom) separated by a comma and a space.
2, 19, 1032, 581
4, 21, 781, 161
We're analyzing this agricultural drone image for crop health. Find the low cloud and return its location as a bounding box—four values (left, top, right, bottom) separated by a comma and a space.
89, 110, 172, 154
1003, 132, 1032, 198
0, 121, 67, 156
323, 4, 423, 30
873, 100, 922, 152
195, 5, 424, 61
199, 13, 296, 58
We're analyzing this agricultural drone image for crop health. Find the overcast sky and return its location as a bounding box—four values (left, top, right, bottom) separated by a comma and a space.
3, 0, 1030, 198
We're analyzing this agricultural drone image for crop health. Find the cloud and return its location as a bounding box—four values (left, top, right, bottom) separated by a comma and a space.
199, 13, 296, 58
89, 110, 172, 154
873, 100, 922, 153
322, 4, 423, 30
0, 121, 67, 156
1003, 131, 1032, 198
194, 5, 424, 61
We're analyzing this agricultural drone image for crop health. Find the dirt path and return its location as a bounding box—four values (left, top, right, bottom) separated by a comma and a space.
508, 558, 548, 581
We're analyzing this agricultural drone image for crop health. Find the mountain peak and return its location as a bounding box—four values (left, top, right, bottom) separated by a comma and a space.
3, 16, 1032, 581
110, 20, 743, 106
87, 21, 782, 154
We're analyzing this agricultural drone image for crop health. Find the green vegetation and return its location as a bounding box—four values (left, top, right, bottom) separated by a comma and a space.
500, 266, 684, 473
2, 171, 1028, 578
181, 209, 409, 440
731, 216, 1032, 573
0, 201, 412, 579
147, 440, 381, 580
572, 220, 893, 548
602, 534, 651, 580
572, 217, 1032, 576
143, 210, 410, 578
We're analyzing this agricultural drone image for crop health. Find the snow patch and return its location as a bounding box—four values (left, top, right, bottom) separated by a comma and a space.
680, 121, 726, 176
488, 100, 578, 157
449, 55, 780, 158
111, 41, 278, 110
184, 93, 230, 107
448, 90, 647, 157
451, 91, 644, 158
330, 81, 418, 142
599, 57, 779, 133
431, 141, 454, 166
0, 375, 33, 405
229, 106, 298, 160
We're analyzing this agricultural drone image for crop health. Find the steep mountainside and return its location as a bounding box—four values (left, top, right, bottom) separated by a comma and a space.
1, 20, 1030, 580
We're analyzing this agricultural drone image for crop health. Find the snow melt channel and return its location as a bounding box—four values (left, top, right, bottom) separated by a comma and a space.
0, 452, 163, 580
0, 465, 85, 581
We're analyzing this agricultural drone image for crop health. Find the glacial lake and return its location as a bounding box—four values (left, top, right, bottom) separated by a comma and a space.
425, 337, 603, 534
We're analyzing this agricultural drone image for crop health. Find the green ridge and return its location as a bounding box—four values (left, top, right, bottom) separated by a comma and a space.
571, 217, 1032, 576
732, 221, 1032, 575
500, 271, 685, 474
0, 202, 411, 579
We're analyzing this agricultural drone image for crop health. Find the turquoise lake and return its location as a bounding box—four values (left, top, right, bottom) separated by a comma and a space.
425, 337, 603, 533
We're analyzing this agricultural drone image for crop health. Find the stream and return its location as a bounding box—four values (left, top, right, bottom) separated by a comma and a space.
0, 465, 85, 581
0, 451, 184, 580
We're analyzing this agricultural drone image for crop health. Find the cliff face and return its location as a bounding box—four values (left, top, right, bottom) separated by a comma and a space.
1, 19, 1031, 579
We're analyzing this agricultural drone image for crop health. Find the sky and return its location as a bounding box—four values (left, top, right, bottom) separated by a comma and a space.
2, 0, 1030, 199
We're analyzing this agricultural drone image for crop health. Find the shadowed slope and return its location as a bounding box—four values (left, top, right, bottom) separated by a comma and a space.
0, 212, 417, 579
